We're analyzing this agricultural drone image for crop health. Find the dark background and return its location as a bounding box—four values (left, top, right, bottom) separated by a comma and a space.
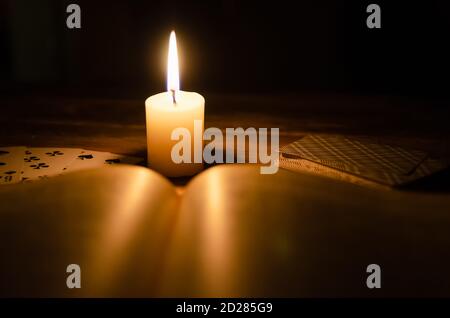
0, 0, 449, 99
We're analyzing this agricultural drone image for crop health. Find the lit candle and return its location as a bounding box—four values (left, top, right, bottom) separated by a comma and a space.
145, 31, 205, 177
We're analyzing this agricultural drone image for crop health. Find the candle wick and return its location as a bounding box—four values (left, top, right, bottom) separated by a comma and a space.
170, 89, 177, 105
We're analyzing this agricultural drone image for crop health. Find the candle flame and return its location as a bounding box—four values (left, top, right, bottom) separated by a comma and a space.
167, 31, 180, 97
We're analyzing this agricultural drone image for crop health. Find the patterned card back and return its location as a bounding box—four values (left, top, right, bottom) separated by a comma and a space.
280, 135, 447, 186
281, 135, 427, 176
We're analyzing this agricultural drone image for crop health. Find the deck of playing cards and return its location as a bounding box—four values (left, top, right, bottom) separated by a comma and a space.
0, 147, 143, 185
279, 135, 448, 188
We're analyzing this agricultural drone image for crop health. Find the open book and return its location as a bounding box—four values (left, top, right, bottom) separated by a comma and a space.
1, 164, 450, 297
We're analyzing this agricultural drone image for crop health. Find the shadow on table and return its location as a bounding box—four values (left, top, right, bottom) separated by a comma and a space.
402, 168, 450, 193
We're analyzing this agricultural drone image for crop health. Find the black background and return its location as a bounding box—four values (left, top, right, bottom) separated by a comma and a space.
0, 0, 449, 99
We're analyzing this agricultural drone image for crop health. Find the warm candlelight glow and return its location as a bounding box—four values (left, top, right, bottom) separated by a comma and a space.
146, 30, 205, 177
167, 30, 180, 101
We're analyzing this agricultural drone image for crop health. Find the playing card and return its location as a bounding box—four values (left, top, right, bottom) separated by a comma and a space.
63, 149, 143, 174
21, 147, 83, 182
278, 153, 389, 189
0, 146, 26, 185
281, 135, 428, 176
280, 153, 447, 187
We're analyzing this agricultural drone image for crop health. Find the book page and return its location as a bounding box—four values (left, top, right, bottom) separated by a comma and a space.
160, 164, 450, 297
0, 165, 179, 297
1, 164, 450, 297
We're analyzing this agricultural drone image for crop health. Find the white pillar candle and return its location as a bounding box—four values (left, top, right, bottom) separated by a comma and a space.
145, 31, 205, 177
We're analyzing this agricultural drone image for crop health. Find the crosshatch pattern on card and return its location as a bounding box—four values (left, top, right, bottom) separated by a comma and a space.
281, 135, 428, 176
280, 153, 447, 187
280, 135, 448, 187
